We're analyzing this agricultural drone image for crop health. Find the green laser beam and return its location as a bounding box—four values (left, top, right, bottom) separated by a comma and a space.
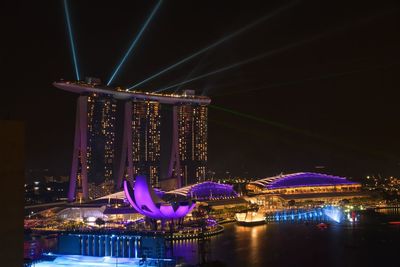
157, 10, 393, 93
211, 62, 400, 97
210, 105, 400, 161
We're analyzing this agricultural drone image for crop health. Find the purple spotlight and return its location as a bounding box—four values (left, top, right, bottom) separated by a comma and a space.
124, 175, 195, 220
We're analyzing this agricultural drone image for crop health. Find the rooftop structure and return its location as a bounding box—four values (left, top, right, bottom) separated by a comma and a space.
53, 81, 211, 105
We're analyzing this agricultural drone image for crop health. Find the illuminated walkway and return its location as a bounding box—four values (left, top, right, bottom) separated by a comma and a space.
266, 206, 344, 223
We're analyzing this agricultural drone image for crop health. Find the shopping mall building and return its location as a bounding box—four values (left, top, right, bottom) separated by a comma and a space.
246, 172, 366, 209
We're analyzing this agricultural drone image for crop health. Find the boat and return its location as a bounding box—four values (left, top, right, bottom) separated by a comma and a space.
316, 223, 329, 229
235, 211, 266, 226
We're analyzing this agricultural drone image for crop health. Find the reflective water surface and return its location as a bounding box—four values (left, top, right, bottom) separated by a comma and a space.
172, 210, 400, 266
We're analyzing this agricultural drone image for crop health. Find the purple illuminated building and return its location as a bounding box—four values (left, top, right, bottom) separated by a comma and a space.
124, 175, 196, 220
247, 172, 361, 194
167, 181, 238, 200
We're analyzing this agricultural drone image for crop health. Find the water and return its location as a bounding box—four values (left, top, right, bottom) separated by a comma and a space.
172, 211, 400, 266
30, 209, 400, 266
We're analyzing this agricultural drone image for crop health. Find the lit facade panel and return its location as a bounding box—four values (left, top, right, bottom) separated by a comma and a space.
86, 93, 117, 185
177, 104, 208, 185
131, 101, 161, 187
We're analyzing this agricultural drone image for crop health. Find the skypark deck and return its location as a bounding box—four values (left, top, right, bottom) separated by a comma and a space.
53, 81, 211, 105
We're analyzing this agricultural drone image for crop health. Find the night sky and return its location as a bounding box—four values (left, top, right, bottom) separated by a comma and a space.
3, 0, 400, 180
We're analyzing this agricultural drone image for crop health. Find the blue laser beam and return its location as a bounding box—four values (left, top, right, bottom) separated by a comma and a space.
63, 0, 80, 80
107, 0, 163, 86
127, 1, 298, 90
174, 51, 211, 93
156, 9, 389, 93
155, 36, 317, 92
211, 61, 400, 97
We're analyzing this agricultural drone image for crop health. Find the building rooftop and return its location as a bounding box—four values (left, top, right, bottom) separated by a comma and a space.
250, 172, 359, 190
167, 181, 238, 200
53, 81, 211, 105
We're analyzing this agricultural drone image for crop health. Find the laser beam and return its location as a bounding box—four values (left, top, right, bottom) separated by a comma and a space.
210, 105, 319, 139
155, 36, 317, 92
210, 104, 400, 161
127, 1, 299, 90
63, 0, 80, 80
107, 0, 163, 86
212, 61, 400, 97
156, 10, 390, 93
175, 51, 211, 93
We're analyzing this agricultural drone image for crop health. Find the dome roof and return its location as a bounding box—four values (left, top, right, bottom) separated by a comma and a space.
167, 181, 238, 200
251, 172, 357, 189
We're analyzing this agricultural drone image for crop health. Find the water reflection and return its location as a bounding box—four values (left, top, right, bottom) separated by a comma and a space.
172, 211, 400, 267
376, 207, 400, 216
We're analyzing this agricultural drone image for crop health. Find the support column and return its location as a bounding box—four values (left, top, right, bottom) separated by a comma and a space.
105, 235, 110, 256
98, 236, 103, 256
80, 236, 84, 255
81, 235, 87, 255
117, 101, 134, 189
134, 237, 138, 258
88, 235, 93, 256
93, 236, 99, 256
116, 237, 120, 258
68, 96, 89, 202
122, 236, 126, 258
128, 237, 132, 258
111, 236, 115, 257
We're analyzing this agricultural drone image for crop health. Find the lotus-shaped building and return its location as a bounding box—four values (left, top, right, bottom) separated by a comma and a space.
124, 175, 196, 220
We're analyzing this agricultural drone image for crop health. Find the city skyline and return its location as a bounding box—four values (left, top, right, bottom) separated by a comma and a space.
7, 1, 400, 267
4, 0, 400, 180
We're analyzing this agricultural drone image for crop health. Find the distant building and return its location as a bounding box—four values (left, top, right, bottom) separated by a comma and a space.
177, 102, 208, 185
58, 175, 69, 183
131, 101, 161, 187
88, 179, 115, 199
25, 180, 68, 204
44, 176, 54, 183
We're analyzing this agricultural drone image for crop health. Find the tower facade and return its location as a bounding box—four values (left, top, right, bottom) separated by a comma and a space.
177, 103, 208, 186
69, 93, 116, 202
132, 101, 161, 187
87, 94, 117, 184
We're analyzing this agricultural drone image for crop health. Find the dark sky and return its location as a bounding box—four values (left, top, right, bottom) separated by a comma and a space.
2, 0, 400, 180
